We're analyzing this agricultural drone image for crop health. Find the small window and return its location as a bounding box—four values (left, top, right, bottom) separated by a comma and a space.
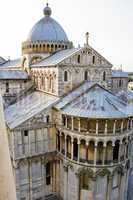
103, 71, 106, 81
46, 115, 50, 123
62, 115, 66, 126
46, 162, 51, 185
6, 82, 9, 93
77, 55, 80, 63
64, 71, 68, 82
92, 56, 95, 64
119, 79, 122, 87
84, 71, 88, 81
24, 130, 28, 137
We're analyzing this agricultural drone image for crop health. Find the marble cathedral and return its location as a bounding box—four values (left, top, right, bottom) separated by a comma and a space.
0, 3, 133, 200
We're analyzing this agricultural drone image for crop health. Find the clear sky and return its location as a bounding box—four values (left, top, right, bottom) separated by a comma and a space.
0, 0, 133, 71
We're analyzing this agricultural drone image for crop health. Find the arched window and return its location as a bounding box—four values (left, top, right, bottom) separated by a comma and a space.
84, 71, 88, 81
103, 71, 106, 81
77, 55, 80, 63
92, 56, 95, 64
46, 115, 50, 123
55, 45, 57, 50
47, 44, 50, 51
64, 71, 68, 82
119, 79, 122, 87
51, 44, 54, 50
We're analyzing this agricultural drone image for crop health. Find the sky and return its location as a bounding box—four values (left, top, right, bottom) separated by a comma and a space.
0, 0, 133, 71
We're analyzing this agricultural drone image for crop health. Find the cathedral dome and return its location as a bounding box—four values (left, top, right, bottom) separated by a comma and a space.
27, 4, 69, 43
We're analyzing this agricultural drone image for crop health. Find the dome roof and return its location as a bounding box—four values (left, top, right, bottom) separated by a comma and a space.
27, 4, 69, 43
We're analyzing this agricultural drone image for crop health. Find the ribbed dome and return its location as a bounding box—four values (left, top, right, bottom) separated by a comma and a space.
27, 4, 69, 43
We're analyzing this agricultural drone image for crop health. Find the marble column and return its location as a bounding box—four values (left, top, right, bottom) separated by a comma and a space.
78, 140, 80, 162
102, 143, 106, 165
29, 160, 32, 200
41, 158, 45, 199
118, 141, 122, 162
63, 165, 68, 200
65, 135, 67, 158
121, 120, 124, 133
65, 116, 68, 129
105, 120, 108, 134
0, 94, 17, 200
71, 117, 74, 131
78, 118, 81, 132
113, 120, 116, 135
94, 142, 98, 166
71, 137, 74, 160
96, 120, 99, 135
28, 130, 31, 155
107, 175, 113, 200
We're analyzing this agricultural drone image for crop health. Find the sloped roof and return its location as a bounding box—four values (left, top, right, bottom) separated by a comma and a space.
5, 91, 59, 129
0, 59, 21, 69
112, 70, 128, 78
31, 48, 81, 67
0, 70, 28, 80
0, 57, 6, 65
55, 83, 128, 119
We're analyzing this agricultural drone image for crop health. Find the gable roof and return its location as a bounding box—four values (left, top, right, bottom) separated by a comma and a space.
31, 48, 81, 67
31, 45, 112, 68
55, 83, 128, 119
5, 91, 59, 129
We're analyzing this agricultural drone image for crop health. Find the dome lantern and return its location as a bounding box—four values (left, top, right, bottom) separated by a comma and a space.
43, 3, 52, 17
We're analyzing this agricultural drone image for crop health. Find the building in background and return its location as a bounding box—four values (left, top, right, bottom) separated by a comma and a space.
0, 3, 133, 200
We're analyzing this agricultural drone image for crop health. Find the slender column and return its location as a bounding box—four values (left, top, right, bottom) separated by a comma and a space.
71, 137, 74, 160
132, 119, 133, 129
78, 140, 80, 162
127, 119, 129, 131
59, 132, 62, 153
102, 143, 106, 165
96, 120, 99, 135
124, 141, 127, 160
94, 142, 98, 166
86, 141, 89, 162
113, 120, 116, 135
41, 158, 45, 198
105, 120, 108, 134
78, 118, 81, 132
28, 130, 31, 155
71, 116, 74, 131
63, 166, 68, 200
29, 160, 33, 200
121, 120, 124, 133
65, 135, 67, 158
118, 141, 122, 162
112, 141, 115, 161
107, 175, 113, 200
65, 116, 68, 129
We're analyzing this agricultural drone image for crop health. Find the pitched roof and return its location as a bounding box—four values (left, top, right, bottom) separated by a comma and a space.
31, 48, 81, 67
112, 70, 128, 78
0, 59, 21, 69
5, 91, 59, 129
0, 57, 6, 65
55, 83, 129, 119
0, 70, 28, 80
